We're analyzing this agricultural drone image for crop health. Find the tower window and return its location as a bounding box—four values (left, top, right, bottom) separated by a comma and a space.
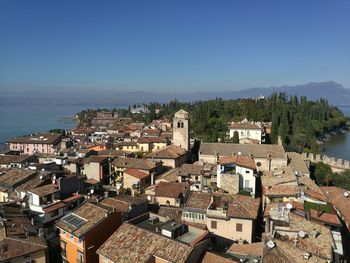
177, 121, 184, 128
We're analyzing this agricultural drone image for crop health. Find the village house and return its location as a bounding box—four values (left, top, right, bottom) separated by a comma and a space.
147, 181, 190, 207
287, 151, 311, 177
99, 194, 149, 221
0, 154, 36, 168
199, 143, 287, 172
182, 191, 212, 229
0, 203, 48, 263
0, 168, 37, 202
91, 111, 118, 128
114, 141, 139, 153
7, 133, 64, 155
56, 202, 122, 263
228, 118, 265, 144
321, 186, 350, 232
228, 242, 263, 262
217, 155, 257, 195
206, 193, 261, 244
137, 137, 168, 153
97, 214, 209, 263
264, 205, 338, 262
111, 157, 162, 186
146, 145, 188, 168
123, 168, 151, 194
80, 156, 112, 185
261, 167, 298, 207
176, 163, 216, 191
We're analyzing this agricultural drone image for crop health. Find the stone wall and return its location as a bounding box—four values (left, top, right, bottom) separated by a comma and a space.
302, 152, 350, 171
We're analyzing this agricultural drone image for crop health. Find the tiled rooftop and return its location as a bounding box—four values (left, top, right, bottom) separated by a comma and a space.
185, 191, 212, 210
97, 223, 194, 263
56, 202, 110, 237
0, 168, 36, 188
112, 157, 158, 170
154, 182, 189, 199
219, 155, 256, 170
147, 145, 187, 159
199, 143, 286, 159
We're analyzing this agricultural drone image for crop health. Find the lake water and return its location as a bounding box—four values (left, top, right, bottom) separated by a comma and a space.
320, 105, 350, 160
0, 101, 121, 145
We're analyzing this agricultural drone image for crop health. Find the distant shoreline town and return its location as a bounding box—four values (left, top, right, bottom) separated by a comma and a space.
1, 95, 350, 262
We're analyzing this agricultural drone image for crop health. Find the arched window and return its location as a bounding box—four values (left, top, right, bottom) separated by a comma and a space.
177, 121, 184, 128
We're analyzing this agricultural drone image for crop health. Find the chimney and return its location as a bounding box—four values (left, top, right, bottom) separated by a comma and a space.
277, 136, 283, 146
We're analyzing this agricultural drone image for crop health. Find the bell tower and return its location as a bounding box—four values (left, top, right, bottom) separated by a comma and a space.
173, 109, 190, 151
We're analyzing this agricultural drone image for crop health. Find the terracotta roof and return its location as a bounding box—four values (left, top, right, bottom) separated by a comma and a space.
28, 183, 59, 197
154, 182, 189, 199
147, 145, 187, 159
218, 155, 256, 170
0, 169, 36, 188
0, 237, 47, 262
56, 202, 110, 237
138, 137, 166, 143
321, 186, 350, 230
287, 152, 310, 175
63, 194, 83, 204
84, 178, 99, 185
155, 207, 183, 223
7, 133, 62, 145
228, 242, 263, 257
287, 213, 334, 260
199, 143, 286, 159
0, 155, 33, 165
42, 201, 65, 213
185, 191, 212, 210
263, 185, 298, 197
210, 193, 261, 220
100, 198, 129, 212
177, 164, 204, 176
125, 169, 149, 179
229, 122, 261, 130
97, 223, 194, 263
82, 155, 110, 164
226, 195, 261, 219
264, 239, 327, 263
112, 157, 158, 170
201, 252, 238, 263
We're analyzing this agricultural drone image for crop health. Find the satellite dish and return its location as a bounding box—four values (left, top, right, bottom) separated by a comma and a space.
116, 185, 121, 190
344, 192, 349, 197
286, 203, 293, 210
298, 231, 306, 238
39, 175, 43, 180
266, 240, 275, 249
90, 189, 94, 194
147, 195, 151, 201
237, 151, 242, 155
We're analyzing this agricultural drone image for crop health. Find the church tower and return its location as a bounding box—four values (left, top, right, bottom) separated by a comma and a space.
173, 109, 190, 151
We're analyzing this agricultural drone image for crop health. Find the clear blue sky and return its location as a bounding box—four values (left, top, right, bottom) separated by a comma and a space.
0, 0, 349, 93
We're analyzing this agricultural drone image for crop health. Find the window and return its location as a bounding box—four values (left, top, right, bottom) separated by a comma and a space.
78, 250, 83, 263
211, 220, 217, 229
236, 223, 243, 232
61, 240, 67, 256
245, 170, 250, 174
244, 180, 250, 189
70, 234, 74, 240
51, 209, 59, 217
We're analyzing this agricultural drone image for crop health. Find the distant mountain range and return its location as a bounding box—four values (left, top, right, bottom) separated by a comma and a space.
1, 81, 349, 106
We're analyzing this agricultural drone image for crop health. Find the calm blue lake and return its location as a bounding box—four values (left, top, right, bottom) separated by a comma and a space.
320, 105, 350, 160
0, 101, 121, 145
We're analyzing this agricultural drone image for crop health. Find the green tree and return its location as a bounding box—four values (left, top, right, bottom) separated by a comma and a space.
232, 131, 239, 143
